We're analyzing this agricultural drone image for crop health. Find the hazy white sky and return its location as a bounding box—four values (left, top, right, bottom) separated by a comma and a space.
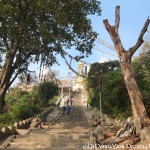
29, 0, 150, 79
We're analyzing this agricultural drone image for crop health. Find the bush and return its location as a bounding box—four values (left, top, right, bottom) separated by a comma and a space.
0, 113, 13, 128
2, 81, 59, 126
31, 82, 59, 107
87, 61, 132, 120
5, 88, 33, 109
12, 103, 42, 120
48, 96, 58, 106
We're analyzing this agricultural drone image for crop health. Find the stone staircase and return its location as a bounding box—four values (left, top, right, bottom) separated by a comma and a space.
6, 127, 90, 150
4, 92, 93, 150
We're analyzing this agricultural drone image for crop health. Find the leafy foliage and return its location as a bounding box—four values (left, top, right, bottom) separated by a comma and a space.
31, 81, 59, 106
133, 61, 150, 117
0, 0, 101, 112
87, 55, 150, 119
4, 81, 59, 122
87, 60, 132, 119
133, 37, 150, 117
0, 113, 13, 128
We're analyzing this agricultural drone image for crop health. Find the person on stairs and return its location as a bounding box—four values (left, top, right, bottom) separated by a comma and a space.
70, 98, 73, 106
66, 105, 71, 115
62, 105, 66, 114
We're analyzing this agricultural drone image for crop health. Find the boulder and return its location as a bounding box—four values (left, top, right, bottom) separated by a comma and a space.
14, 122, 21, 129
126, 117, 133, 123
1, 127, 11, 135
30, 117, 41, 128
93, 126, 104, 136
19, 121, 25, 128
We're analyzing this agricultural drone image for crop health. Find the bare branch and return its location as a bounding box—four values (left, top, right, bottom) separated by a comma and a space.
103, 6, 126, 56
129, 17, 150, 56
103, 19, 111, 33
115, 6, 120, 32
61, 52, 85, 77
7, 72, 19, 89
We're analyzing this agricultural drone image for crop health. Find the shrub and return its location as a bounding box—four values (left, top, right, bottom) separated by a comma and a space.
31, 82, 59, 107
2, 81, 59, 126
12, 103, 42, 120
48, 96, 58, 106
0, 113, 13, 127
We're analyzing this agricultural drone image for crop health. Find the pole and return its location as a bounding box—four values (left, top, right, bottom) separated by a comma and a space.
99, 76, 102, 123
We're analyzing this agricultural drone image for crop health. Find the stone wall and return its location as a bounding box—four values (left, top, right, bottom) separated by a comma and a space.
0, 107, 52, 140
0, 118, 32, 140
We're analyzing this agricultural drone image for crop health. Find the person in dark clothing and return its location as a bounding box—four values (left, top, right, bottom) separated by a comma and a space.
27, 73, 30, 84
66, 105, 71, 115
70, 98, 73, 106
57, 101, 60, 109
66, 98, 69, 105
62, 105, 66, 114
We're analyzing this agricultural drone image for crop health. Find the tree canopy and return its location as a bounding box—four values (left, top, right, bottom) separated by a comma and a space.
0, 0, 101, 112
87, 60, 131, 119
87, 58, 150, 119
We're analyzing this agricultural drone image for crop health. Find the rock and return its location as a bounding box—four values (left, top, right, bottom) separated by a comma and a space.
114, 118, 122, 127
30, 118, 41, 128
104, 126, 112, 133
90, 119, 101, 127
16, 129, 30, 135
126, 117, 133, 123
93, 126, 104, 136
8, 126, 17, 134
104, 116, 113, 126
14, 122, 21, 129
96, 135, 104, 143
1, 127, 11, 135
140, 126, 150, 141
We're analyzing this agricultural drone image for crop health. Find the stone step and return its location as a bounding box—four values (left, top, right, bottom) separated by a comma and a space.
8, 142, 87, 149
10, 137, 89, 144
5, 93, 92, 150
29, 133, 89, 137
11, 132, 90, 139
30, 132, 89, 136
7, 147, 83, 150
31, 128, 89, 133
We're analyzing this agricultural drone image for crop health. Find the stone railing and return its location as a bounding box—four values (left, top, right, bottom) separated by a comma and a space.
0, 118, 32, 140
0, 107, 53, 141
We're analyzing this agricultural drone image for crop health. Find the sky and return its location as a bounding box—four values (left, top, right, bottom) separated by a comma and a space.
28, 0, 150, 81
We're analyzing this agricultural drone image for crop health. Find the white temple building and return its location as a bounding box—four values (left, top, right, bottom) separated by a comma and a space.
73, 61, 85, 91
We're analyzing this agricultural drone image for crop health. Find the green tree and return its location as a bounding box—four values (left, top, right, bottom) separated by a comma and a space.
87, 60, 131, 119
139, 33, 150, 71
31, 81, 59, 107
0, 0, 101, 113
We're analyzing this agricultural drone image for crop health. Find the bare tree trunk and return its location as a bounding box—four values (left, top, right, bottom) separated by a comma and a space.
0, 92, 3, 113
0, 88, 6, 113
0, 65, 17, 113
103, 6, 150, 126
120, 53, 149, 126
